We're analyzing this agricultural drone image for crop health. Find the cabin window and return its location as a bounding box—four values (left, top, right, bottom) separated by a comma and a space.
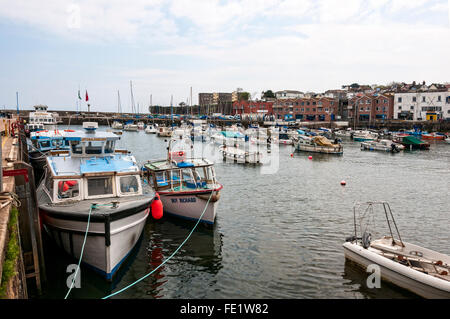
87, 177, 113, 197
71, 141, 83, 154
104, 140, 114, 154
52, 140, 64, 148
45, 174, 54, 200
39, 140, 51, 148
85, 141, 104, 155
170, 170, 181, 189
155, 171, 168, 187
182, 169, 196, 188
57, 180, 80, 200
119, 175, 139, 194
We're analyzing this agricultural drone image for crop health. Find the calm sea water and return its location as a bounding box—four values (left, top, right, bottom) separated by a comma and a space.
41, 126, 450, 299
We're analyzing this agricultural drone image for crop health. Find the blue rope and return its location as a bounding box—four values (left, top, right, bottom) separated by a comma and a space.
101, 191, 214, 299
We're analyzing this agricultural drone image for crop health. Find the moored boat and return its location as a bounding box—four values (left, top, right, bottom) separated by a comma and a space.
395, 135, 430, 150
360, 139, 405, 153
344, 202, 450, 299
293, 135, 343, 154
143, 135, 222, 224
351, 130, 378, 142
37, 122, 155, 280
421, 132, 446, 140
145, 124, 158, 134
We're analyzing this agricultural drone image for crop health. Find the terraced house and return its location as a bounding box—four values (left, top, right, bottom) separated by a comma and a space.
348, 93, 394, 121
272, 97, 339, 121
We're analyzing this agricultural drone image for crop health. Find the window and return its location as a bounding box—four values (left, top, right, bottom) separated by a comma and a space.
170, 170, 181, 189
85, 141, 104, 155
422, 96, 426, 102
39, 140, 51, 148
410, 106, 414, 110
437, 96, 441, 102
398, 106, 402, 110
119, 175, 139, 194
52, 140, 64, 148
71, 141, 83, 154
398, 97, 402, 103
412, 97, 416, 102
87, 177, 113, 197
366, 100, 371, 104
57, 180, 80, 200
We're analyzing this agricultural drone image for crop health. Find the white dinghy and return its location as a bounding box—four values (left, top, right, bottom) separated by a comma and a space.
343, 202, 450, 298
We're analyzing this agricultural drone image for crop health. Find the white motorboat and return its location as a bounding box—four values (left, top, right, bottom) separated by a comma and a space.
343, 202, 450, 299
145, 124, 158, 134
352, 130, 378, 142
124, 123, 139, 131
293, 135, 343, 154
143, 135, 222, 224
157, 126, 173, 137
445, 137, 450, 144
360, 139, 405, 153
37, 122, 155, 280
137, 121, 145, 130
111, 121, 123, 130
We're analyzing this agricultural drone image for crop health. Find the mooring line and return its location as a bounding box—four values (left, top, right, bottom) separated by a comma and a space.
101, 191, 213, 299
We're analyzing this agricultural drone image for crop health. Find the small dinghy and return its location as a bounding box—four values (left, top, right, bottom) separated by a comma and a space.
343, 202, 450, 298
360, 139, 405, 153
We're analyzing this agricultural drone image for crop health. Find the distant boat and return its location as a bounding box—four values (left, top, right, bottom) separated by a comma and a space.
360, 139, 405, 153
352, 130, 378, 142
137, 122, 145, 130
111, 121, 123, 129
124, 122, 138, 131
26, 105, 58, 132
395, 135, 430, 150
293, 135, 343, 154
145, 124, 157, 134
421, 132, 446, 140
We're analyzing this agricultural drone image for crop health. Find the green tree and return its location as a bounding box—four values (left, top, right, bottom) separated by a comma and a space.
262, 90, 275, 98
238, 92, 250, 101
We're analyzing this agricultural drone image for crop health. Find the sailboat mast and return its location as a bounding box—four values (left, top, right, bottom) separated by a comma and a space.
130, 80, 135, 115
117, 90, 122, 115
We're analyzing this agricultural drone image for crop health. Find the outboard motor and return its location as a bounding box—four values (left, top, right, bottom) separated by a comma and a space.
362, 231, 371, 249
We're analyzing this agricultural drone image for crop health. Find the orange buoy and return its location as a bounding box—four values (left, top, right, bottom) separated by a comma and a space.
340, 180, 346, 186
308, 156, 312, 160
151, 193, 163, 220
290, 153, 293, 157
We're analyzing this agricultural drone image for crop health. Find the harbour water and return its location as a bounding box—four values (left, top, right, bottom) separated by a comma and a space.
41, 127, 450, 299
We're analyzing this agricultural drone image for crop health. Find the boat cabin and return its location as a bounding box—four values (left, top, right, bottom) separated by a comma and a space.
144, 156, 218, 193
41, 123, 142, 204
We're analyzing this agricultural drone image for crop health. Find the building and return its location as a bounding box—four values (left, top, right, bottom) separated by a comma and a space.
198, 93, 214, 107
393, 91, 450, 121
272, 97, 339, 121
232, 100, 273, 116
348, 93, 394, 122
275, 90, 304, 100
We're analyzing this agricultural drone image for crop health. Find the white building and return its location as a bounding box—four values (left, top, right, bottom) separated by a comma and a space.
393, 91, 450, 121
275, 90, 304, 99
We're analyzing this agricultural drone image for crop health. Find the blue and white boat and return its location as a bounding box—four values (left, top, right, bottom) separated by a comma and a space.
29, 129, 72, 183
37, 122, 155, 280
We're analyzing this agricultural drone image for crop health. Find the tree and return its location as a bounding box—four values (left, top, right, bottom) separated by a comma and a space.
238, 92, 250, 101
262, 90, 275, 99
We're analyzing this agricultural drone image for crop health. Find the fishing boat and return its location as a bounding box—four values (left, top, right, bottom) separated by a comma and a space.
215, 131, 262, 164
343, 202, 450, 299
142, 135, 222, 224
395, 135, 430, 150
360, 139, 405, 153
145, 124, 158, 134
293, 135, 343, 154
37, 122, 155, 280
278, 132, 293, 145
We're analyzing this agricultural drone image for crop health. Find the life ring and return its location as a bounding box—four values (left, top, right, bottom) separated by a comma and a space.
178, 151, 184, 156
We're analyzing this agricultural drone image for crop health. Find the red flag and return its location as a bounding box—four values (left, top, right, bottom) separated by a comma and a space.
85, 90, 89, 102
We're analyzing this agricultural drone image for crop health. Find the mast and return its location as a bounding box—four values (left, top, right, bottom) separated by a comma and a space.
190, 86, 193, 116
130, 80, 135, 116
170, 94, 173, 129
117, 90, 122, 115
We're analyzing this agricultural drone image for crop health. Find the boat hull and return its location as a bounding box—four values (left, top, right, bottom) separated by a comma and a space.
158, 191, 220, 224
294, 143, 343, 154
40, 207, 149, 280
219, 146, 262, 164
343, 242, 450, 299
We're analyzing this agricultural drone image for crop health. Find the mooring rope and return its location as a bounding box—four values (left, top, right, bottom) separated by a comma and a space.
64, 204, 94, 299
101, 191, 214, 299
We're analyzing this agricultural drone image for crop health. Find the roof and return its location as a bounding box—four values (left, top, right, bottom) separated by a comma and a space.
64, 129, 120, 141
48, 154, 138, 177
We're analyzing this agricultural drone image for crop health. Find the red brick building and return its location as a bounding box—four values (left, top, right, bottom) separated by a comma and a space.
232, 100, 274, 115
272, 97, 339, 121
348, 93, 394, 121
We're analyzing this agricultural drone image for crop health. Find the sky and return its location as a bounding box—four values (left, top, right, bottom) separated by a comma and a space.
0, 0, 449, 112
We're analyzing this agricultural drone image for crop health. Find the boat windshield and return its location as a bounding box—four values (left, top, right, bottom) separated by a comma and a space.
87, 177, 113, 197
71, 141, 83, 154
119, 175, 139, 194
39, 140, 51, 149
85, 141, 104, 155
57, 180, 80, 200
